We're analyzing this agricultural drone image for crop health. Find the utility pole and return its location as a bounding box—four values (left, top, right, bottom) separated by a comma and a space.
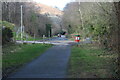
21, 5, 23, 43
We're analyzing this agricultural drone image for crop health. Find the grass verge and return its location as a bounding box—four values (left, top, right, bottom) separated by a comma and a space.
68, 44, 118, 78
2, 43, 52, 78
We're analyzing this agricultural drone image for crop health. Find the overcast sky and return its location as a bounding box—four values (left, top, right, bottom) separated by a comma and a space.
32, 0, 118, 10
33, 0, 72, 10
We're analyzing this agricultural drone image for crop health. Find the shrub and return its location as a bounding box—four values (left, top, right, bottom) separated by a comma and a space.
1, 21, 14, 45
2, 27, 13, 44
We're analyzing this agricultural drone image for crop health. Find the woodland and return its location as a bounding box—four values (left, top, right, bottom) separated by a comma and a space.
1, 1, 120, 77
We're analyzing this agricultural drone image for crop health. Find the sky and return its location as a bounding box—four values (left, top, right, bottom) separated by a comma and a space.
33, 0, 72, 10
32, 0, 117, 10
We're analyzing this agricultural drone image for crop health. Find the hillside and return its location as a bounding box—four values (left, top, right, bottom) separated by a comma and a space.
35, 3, 63, 16
34, 3, 64, 35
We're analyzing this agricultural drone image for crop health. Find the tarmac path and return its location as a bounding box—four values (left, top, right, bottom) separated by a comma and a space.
8, 37, 72, 78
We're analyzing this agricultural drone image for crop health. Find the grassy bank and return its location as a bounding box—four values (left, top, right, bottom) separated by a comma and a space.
2, 43, 52, 77
68, 44, 118, 78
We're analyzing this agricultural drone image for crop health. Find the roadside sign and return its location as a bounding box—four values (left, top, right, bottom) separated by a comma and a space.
75, 35, 80, 42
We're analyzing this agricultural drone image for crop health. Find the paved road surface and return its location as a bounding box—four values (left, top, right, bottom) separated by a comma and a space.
16, 37, 74, 45
8, 37, 72, 78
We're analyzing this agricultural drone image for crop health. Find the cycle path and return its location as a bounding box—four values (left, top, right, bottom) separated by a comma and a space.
8, 44, 71, 78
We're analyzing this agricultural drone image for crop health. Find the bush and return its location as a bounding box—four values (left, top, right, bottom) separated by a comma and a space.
2, 27, 13, 45
1, 21, 14, 45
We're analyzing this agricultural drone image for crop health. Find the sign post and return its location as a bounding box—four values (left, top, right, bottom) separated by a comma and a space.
43, 35, 45, 44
